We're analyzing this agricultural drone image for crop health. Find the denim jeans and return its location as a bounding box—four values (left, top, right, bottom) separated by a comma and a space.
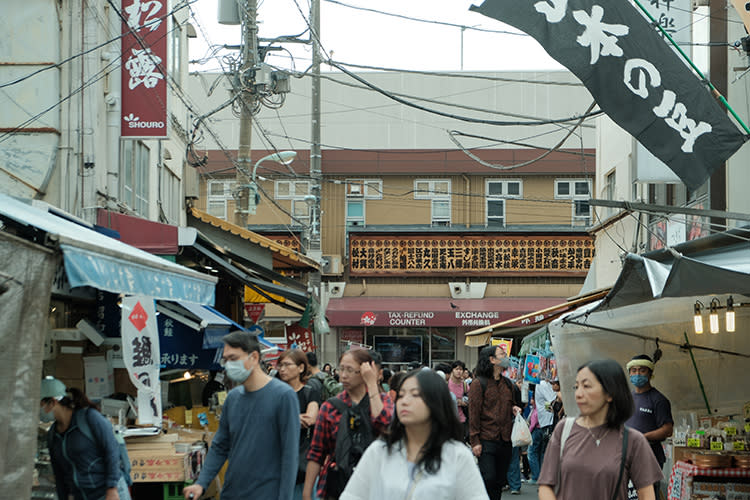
506, 446, 521, 491
528, 426, 551, 481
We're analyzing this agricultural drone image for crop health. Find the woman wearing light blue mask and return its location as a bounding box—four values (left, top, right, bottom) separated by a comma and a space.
40, 376, 131, 500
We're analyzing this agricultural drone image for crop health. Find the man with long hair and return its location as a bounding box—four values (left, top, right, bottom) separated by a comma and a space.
469, 345, 522, 500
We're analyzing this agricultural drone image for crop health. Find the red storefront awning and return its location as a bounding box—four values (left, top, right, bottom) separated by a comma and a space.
96, 209, 178, 254
326, 297, 565, 328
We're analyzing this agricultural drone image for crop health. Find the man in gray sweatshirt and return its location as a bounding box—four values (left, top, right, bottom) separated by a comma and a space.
183, 331, 299, 500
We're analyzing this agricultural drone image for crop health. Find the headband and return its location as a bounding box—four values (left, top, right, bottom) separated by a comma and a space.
626, 359, 655, 372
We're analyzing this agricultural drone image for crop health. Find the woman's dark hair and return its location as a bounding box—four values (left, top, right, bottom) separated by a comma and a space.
388, 371, 408, 394
577, 359, 634, 429
42, 386, 98, 412
385, 369, 463, 474
322, 362, 332, 372
278, 348, 312, 383
475, 345, 497, 379
451, 360, 465, 371
339, 348, 373, 365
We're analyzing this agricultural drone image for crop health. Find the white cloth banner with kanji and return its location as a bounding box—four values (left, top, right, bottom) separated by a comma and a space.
121, 295, 162, 425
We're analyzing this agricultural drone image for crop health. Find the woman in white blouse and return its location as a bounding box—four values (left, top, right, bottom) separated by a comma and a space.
340, 369, 489, 500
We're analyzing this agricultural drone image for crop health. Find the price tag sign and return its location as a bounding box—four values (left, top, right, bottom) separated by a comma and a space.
687, 438, 702, 448
725, 426, 737, 436
184, 409, 193, 425
735, 441, 746, 451
710, 441, 723, 451
745, 423, 750, 433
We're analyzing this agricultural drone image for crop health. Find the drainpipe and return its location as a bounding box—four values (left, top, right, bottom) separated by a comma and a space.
462, 174, 470, 228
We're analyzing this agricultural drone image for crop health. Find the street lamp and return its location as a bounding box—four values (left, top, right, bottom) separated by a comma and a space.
244, 151, 297, 215
251, 151, 297, 184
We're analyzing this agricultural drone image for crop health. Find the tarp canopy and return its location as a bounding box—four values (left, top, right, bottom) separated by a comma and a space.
0, 195, 217, 304
0, 231, 57, 498
549, 227, 750, 418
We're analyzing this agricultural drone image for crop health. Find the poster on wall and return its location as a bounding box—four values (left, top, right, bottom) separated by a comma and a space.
491, 338, 513, 356
121, 0, 168, 138
523, 354, 542, 384
121, 295, 162, 425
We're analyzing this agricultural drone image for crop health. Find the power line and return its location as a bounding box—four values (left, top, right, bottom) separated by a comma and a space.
327, 60, 604, 127
0, 1, 195, 90
322, 0, 528, 36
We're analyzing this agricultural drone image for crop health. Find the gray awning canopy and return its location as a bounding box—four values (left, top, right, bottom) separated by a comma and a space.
596, 227, 750, 312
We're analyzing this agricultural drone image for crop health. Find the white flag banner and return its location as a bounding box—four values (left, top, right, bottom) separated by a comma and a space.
121, 295, 162, 425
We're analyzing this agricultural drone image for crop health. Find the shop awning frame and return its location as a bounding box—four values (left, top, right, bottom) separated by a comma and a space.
192, 242, 308, 311
0, 195, 217, 304
464, 289, 610, 347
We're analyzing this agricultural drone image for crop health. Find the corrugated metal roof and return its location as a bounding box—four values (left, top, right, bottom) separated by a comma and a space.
188, 207, 320, 271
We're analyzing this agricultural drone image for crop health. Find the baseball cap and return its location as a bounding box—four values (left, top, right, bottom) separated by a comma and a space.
40, 376, 66, 400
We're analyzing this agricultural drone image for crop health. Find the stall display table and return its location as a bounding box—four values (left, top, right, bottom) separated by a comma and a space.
668, 460, 750, 500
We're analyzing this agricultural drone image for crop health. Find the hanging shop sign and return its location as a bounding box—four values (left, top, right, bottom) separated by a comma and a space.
244, 303, 266, 324
285, 324, 315, 352
121, 295, 162, 425
121, 0, 168, 138
470, 0, 747, 191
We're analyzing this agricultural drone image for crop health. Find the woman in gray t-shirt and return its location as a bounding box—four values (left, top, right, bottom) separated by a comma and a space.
538, 359, 663, 500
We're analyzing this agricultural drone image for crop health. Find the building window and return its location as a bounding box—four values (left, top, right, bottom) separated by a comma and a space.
415, 179, 451, 225
207, 180, 235, 220
291, 199, 310, 224
346, 199, 364, 227
555, 179, 591, 225
275, 180, 310, 199
160, 166, 181, 224
121, 140, 150, 216
486, 179, 522, 226
344, 179, 381, 227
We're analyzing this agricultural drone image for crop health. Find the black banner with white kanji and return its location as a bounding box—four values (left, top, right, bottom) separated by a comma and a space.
470, 0, 747, 190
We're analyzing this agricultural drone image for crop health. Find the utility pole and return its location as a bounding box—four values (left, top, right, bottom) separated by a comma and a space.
236, 0, 259, 228
309, 0, 322, 260
709, 0, 727, 231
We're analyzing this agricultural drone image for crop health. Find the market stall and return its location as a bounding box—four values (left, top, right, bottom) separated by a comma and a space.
546, 227, 750, 498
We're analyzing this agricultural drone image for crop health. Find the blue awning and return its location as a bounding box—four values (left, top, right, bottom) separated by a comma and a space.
0, 194, 216, 304
156, 300, 278, 351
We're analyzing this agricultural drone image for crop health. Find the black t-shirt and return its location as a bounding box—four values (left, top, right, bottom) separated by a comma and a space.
625, 387, 673, 465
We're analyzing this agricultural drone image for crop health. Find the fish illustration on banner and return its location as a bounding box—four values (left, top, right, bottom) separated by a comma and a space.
121, 295, 162, 425
524, 354, 542, 384
469, 0, 748, 190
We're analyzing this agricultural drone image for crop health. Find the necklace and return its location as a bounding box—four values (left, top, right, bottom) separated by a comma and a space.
584, 424, 608, 447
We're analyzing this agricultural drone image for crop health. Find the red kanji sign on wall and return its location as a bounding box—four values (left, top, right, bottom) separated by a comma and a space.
121, 0, 168, 138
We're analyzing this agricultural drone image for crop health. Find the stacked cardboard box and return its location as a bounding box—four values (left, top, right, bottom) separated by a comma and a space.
126, 431, 206, 483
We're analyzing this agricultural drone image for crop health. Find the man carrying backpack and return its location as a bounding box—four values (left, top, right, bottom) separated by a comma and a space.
307, 351, 343, 401
302, 349, 394, 500
469, 345, 522, 500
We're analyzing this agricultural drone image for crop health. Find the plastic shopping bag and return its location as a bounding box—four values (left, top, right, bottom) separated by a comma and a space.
511, 413, 533, 447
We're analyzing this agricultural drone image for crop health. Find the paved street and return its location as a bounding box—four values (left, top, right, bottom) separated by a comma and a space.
501, 483, 539, 500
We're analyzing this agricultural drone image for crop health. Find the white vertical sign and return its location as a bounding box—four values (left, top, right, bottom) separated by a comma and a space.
121, 295, 162, 425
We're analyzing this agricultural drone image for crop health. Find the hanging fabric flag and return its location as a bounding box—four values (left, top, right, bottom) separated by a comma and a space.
470, 0, 747, 190
121, 295, 162, 425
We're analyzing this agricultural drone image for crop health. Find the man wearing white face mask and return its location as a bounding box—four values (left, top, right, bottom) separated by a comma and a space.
183, 331, 300, 500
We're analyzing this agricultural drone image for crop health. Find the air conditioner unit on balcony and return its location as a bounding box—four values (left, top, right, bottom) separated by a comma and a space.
322, 254, 343, 275
448, 282, 487, 299
347, 181, 364, 197
327, 282, 346, 298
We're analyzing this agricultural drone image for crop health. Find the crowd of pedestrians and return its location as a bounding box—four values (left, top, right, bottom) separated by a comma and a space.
36, 328, 672, 500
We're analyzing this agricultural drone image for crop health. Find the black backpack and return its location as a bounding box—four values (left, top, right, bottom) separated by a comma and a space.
325, 396, 375, 498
